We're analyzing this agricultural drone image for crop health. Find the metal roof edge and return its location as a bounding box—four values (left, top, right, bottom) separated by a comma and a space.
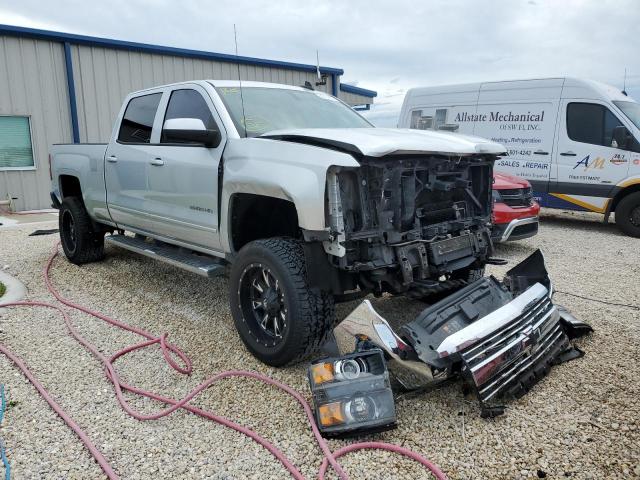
339, 83, 377, 98
0, 23, 345, 75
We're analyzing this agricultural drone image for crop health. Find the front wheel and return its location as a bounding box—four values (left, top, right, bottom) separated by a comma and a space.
229, 238, 335, 366
615, 192, 640, 238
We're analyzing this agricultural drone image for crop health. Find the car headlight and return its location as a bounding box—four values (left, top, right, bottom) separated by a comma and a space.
308, 350, 396, 436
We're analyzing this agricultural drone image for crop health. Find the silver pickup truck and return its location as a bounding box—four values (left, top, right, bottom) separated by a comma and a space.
50, 81, 589, 407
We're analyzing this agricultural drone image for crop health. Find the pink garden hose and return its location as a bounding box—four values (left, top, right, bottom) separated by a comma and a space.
0, 242, 447, 480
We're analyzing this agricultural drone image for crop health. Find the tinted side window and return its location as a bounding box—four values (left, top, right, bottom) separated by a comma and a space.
567, 102, 623, 147
118, 93, 162, 143
161, 89, 216, 143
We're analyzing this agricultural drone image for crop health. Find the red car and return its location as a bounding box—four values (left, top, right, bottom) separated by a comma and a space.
491, 172, 540, 242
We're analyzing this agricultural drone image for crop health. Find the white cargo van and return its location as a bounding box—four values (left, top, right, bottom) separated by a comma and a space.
399, 78, 640, 236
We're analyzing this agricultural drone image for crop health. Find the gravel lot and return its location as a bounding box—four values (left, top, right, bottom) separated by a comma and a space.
0, 208, 638, 479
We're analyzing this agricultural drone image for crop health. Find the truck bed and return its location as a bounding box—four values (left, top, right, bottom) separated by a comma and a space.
50, 143, 110, 224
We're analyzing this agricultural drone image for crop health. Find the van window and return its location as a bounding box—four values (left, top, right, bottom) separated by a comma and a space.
410, 110, 433, 130
614, 101, 640, 130
161, 89, 217, 144
434, 109, 447, 130
567, 102, 623, 148
118, 93, 162, 144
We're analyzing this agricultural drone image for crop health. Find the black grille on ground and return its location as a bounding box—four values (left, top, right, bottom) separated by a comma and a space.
497, 187, 533, 207
460, 294, 567, 403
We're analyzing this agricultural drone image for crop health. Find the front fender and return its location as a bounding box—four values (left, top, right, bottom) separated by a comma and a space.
219, 138, 359, 252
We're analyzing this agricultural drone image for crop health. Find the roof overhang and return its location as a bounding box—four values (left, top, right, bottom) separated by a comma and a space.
339, 83, 378, 98
0, 23, 345, 76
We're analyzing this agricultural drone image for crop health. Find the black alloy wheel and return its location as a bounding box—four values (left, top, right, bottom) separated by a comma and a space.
238, 263, 288, 345
229, 237, 335, 366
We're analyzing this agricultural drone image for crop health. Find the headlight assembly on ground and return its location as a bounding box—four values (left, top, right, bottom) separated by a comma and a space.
308, 350, 397, 436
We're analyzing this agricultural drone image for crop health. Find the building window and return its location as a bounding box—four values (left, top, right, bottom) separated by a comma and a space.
0, 116, 35, 169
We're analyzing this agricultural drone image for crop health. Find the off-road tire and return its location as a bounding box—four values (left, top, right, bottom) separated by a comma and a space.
59, 196, 105, 265
615, 192, 640, 238
229, 237, 335, 366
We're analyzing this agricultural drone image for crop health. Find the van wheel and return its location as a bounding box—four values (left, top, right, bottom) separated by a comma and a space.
59, 197, 105, 264
615, 192, 640, 238
229, 237, 335, 367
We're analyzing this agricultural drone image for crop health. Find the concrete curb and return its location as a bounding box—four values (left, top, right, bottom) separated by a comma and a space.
0, 270, 27, 308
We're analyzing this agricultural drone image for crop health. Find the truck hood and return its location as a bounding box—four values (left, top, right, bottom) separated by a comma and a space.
261, 128, 506, 157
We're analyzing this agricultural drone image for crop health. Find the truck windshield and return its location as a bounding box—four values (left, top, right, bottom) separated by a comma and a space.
614, 101, 640, 130
215, 86, 372, 137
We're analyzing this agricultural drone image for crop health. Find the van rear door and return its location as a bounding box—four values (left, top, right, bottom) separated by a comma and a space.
472, 80, 562, 193
552, 100, 630, 210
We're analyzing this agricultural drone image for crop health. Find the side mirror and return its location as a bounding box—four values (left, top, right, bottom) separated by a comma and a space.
612, 125, 630, 150
162, 118, 222, 148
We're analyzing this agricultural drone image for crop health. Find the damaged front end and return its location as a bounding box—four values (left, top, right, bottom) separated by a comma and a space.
331, 249, 592, 417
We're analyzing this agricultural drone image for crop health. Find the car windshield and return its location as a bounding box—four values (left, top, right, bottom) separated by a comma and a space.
215, 86, 372, 137
613, 100, 640, 130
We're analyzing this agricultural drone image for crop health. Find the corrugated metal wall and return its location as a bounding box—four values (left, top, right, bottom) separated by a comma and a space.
0, 36, 72, 210
71, 45, 336, 143
0, 32, 373, 210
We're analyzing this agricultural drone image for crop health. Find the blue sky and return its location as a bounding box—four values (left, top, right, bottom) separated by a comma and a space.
1, 0, 638, 127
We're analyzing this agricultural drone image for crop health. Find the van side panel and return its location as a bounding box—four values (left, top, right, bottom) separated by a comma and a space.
471, 79, 564, 193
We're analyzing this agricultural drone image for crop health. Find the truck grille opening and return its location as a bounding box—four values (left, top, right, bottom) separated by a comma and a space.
338, 156, 493, 239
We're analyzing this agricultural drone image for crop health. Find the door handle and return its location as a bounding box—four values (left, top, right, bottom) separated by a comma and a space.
150, 158, 164, 166
107, 155, 118, 163
560, 151, 577, 156
533, 150, 549, 155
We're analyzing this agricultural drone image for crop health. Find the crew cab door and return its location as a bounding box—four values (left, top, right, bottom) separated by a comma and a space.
143, 86, 226, 251
105, 91, 163, 231
553, 101, 631, 208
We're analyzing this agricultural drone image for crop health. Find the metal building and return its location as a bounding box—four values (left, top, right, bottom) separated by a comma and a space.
0, 24, 377, 211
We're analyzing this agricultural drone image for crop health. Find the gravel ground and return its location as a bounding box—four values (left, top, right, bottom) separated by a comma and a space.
0, 208, 638, 479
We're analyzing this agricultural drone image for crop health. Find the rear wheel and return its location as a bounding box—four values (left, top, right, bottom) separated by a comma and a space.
229, 237, 335, 366
615, 192, 640, 238
59, 197, 105, 264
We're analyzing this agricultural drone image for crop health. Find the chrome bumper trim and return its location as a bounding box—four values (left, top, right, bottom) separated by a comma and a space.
499, 216, 538, 242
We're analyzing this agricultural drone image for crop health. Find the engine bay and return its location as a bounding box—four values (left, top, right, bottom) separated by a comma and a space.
327, 155, 497, 293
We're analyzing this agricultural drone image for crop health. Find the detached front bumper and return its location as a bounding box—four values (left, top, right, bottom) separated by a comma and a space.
332, 250, 592, 417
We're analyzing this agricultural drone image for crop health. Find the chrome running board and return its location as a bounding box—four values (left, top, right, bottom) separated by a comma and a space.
105, 234, 226, 278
